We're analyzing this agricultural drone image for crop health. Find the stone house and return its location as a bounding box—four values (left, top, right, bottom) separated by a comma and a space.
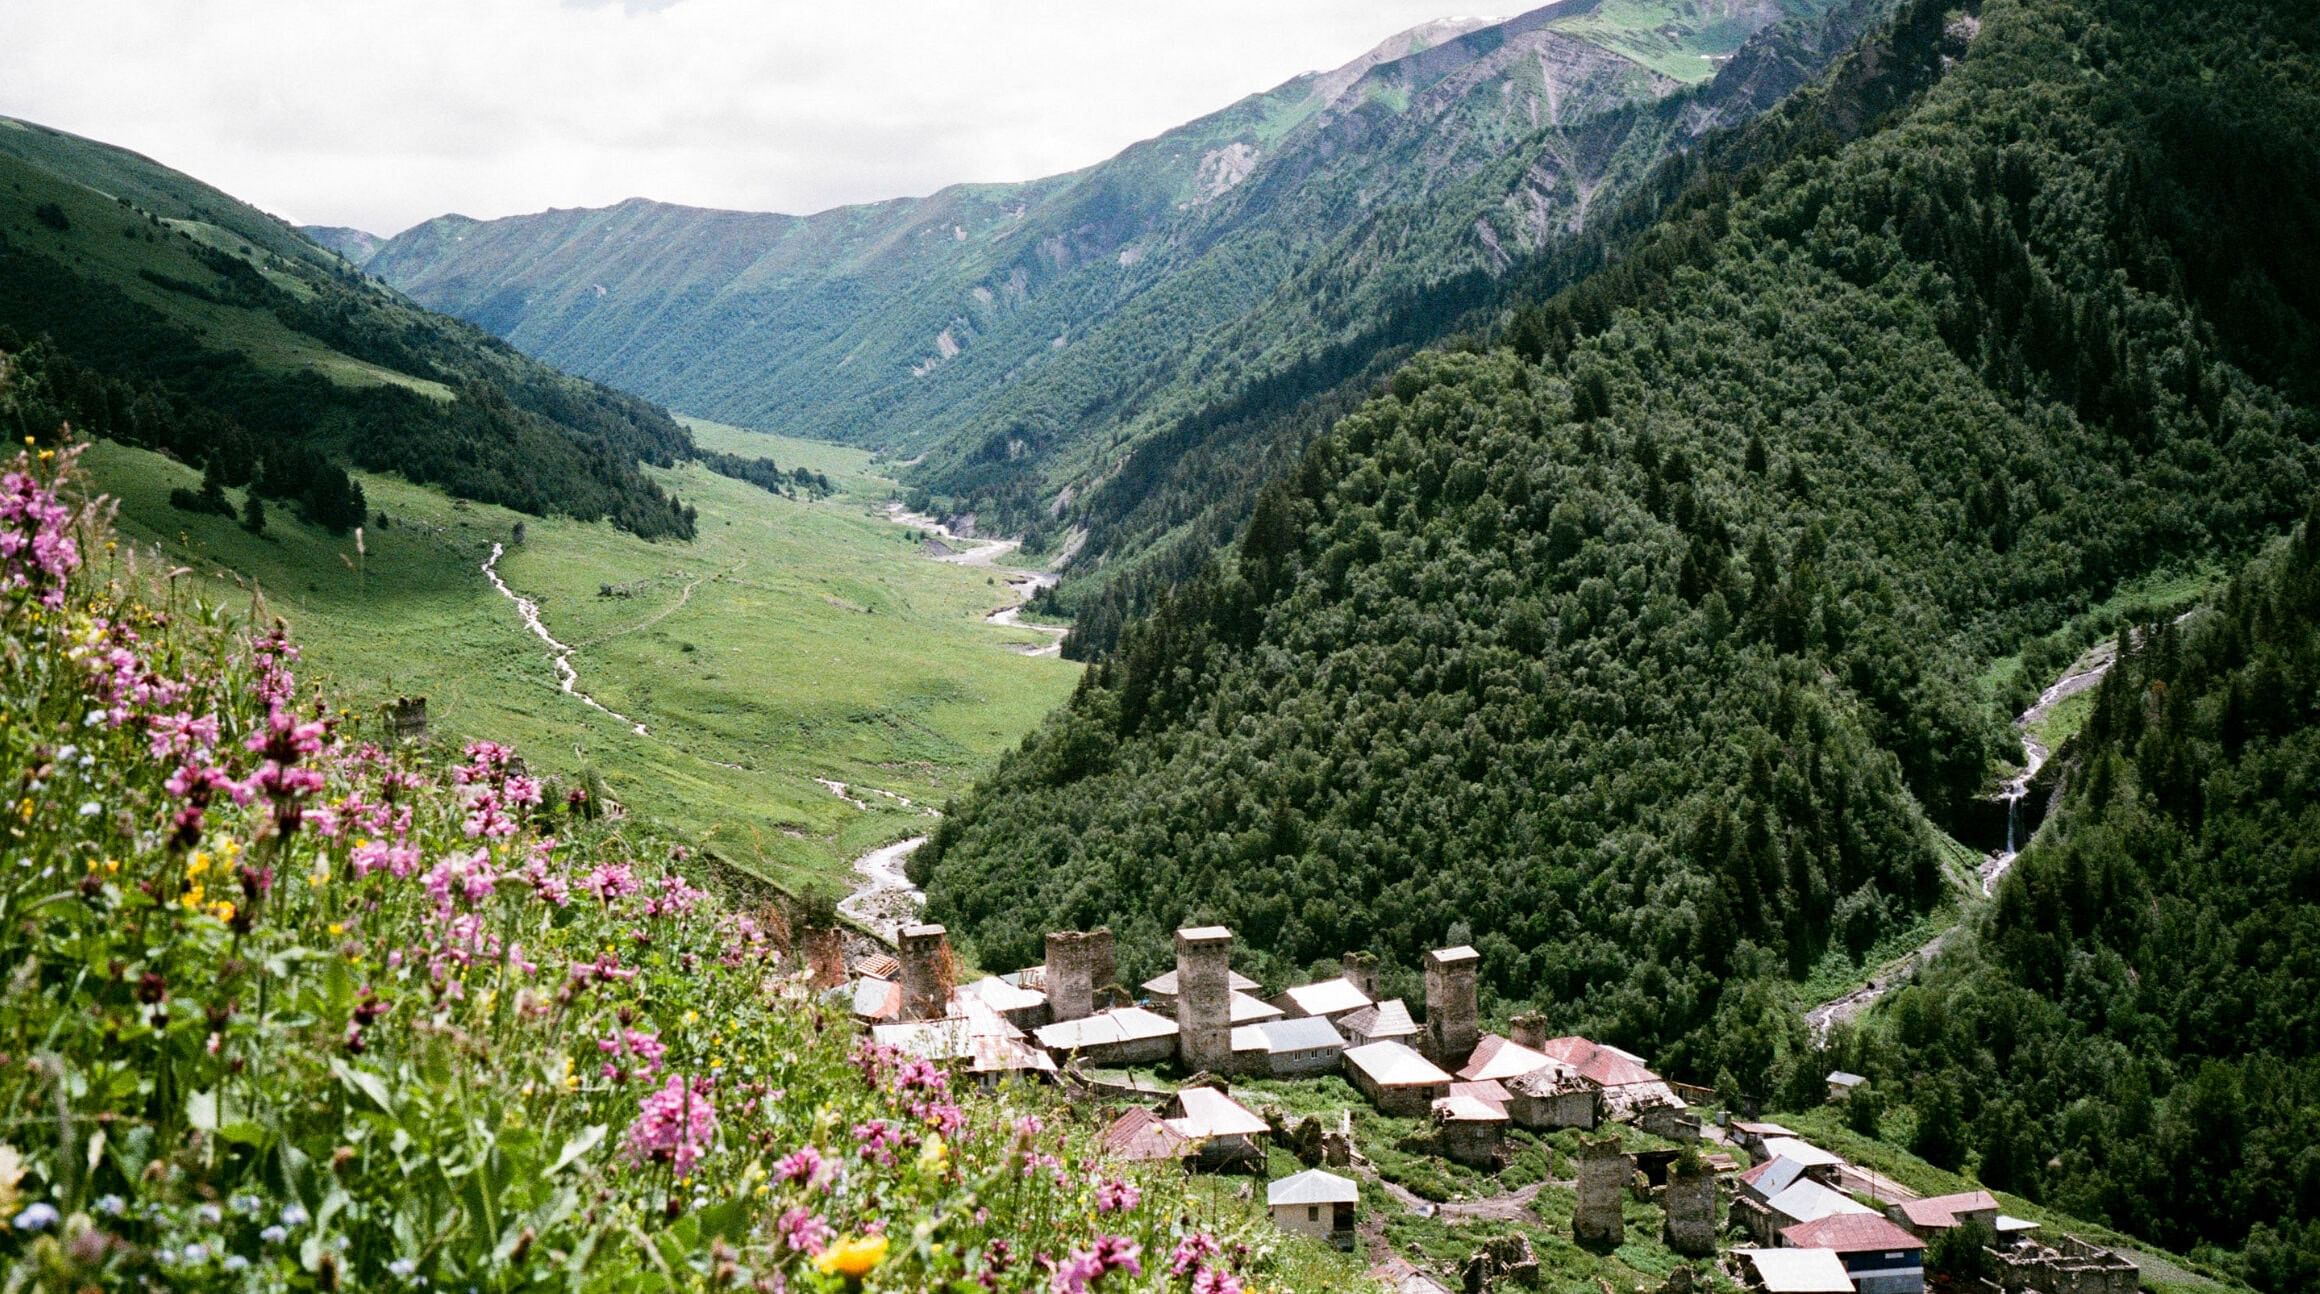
1164, 1085, 1271, 1172
1504, 1068, 1601, 1130
1268, 1168, 1358, 1250
1428, 1092, 1508, 1168
1230, 1015, 1347, 1077
1343, 1041, 1453, 1116
1335, 998, 1420, 1047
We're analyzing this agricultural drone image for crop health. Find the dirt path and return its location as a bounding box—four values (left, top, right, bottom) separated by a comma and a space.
580, 558, 745, 647
885, 505, 1066, 656
834, 834, 929, 943
1370, 1172, 1554, 1222
481, 542, 650, 736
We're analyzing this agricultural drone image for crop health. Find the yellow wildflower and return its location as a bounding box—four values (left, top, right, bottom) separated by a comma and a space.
210, 900, 235, 923
918, 1134, 949, 1174
812, 1234, 888, 1279
186, 851, 211, 877
327, 923, 345, 937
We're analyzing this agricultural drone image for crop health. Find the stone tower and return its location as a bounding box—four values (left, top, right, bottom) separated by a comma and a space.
1341, 950, 1380, 999
898, 923, 951, 1022
1574, 1135, 1628, 1250
1509, 1011, 1547, 1050
1043, 929, 1110, 1023
1174, 925, 1234, 1074
1662, 1155, 1718, 1257
1423, 945, 1480, 1066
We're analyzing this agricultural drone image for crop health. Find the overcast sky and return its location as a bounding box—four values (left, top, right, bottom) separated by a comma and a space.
1, 0, 1504, 236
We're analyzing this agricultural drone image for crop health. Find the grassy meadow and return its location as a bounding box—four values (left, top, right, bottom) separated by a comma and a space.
80, 417, 1080, 896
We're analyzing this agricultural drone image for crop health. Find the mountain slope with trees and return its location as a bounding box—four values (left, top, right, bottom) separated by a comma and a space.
0, 116, 701, 537
916, 0, 2319, 1096
350, 0, 1881, 559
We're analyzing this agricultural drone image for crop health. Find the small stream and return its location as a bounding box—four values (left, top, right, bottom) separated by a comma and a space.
834, 834, 929, 943
482, 542, 649, 737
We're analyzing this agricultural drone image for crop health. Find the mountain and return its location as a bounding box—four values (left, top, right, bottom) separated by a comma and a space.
0, 116, 698, 537
1847, 524, 2320, 1292
305, 223, 384, 263
913, 0, 2320, 1155
346, 0, 1880, 560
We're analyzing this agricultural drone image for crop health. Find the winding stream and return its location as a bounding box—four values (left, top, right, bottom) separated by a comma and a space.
834, 834, 929, 943
886, 505, 1066, 656
481, 542, 650, 736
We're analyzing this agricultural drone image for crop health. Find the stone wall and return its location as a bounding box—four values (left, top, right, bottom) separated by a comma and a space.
1508, 1012, 1547, 1050
1043, 929, 1110, 1023
1661, 1162, 1717, 1257
1507, 1084, 1599, 1131
1341, 950, 1380, 999
1175, 926, 1234, 1074
1994, 1234, 2138, 1294
1574, 1136, 1628, 1249
898, 923, 951, 1022
1423, 946, 1480, 1066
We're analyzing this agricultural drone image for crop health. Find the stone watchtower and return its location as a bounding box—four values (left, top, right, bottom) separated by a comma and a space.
1662, 1154, 1718, 1257
1043, 929, 1112, 1023
1174, 925, 1235, 1074
1423, 945, 1480, 1066
1341, 950, 1380, 999
899, 923, 952, 1023
1574, 1135, 1629, 1249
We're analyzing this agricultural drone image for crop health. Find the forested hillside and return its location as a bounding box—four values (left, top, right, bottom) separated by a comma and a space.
1836, 523, 2320, 1293
0, 117, 700, 538
918, 0, 2319, 1092
354, 0, 1882, 566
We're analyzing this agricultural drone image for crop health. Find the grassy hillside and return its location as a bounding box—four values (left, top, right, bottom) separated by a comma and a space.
74, 414, 1080, 897
0, 115, 697, 538
0, 444, 1362, 1292
917, 0, 2318, 1115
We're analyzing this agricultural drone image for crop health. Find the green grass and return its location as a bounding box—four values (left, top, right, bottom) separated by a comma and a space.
1549, 0, 1844, 83
1770, 1108, 2245, 1293
82, 436, 1081, 896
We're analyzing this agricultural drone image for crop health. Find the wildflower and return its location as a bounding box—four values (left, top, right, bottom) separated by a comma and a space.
620, 1074, 718, 1176
777, 1206, 832, 1255
918, 1133, 949, 1174
772, 1145, 826, 1187
95, 1194, 125, 1217
77, 801, 100, 817
11, 1201, 59, 1231
812, 1233, 888, 1279
388, 1257, 417, 1278
1169, 1233, 1220, 1276
260, 1225, 287, 1244
586, 863, 639, 902
1191, 1270, 1245, 1294
1094, 1178, 1140, 1213
1050, 1236, 1140, 1293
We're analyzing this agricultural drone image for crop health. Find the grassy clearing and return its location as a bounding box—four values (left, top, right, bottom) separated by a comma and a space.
82, 432, 1080, 896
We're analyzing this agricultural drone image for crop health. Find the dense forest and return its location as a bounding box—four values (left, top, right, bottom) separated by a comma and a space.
0, 118, 701, 538
919, 0, 2318, 1107
1836, 523, 2320, 1292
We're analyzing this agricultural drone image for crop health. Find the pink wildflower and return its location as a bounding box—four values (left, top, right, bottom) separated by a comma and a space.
620, 1075, 717, 1176
777, 1206, 832, 1256
1094, 1179, 1140, 1214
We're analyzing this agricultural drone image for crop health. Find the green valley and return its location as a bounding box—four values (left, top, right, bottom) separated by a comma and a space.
76, 416, 1080, 895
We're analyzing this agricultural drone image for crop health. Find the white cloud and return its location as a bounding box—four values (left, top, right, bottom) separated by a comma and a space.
0, 0, 1505, 235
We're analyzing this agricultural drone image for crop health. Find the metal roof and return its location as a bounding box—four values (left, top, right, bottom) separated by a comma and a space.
1457, 1035, 1558, 1082
1765, 1179, 1877, 1225
1536, 1035, 1661, 1087
1232, 1016, 1347, 1055
1826, 1070, 1868, 1086
1344, 1041, 1452, 1087
1267, 1168, 1359, 1207
1140, 968, 1260, 995
1734, 1248, 1854, 1294
1165, 1086, 1270, 1139
962, 976, 1046, 1013
1759, 1137, 1846, 1168
1279, 977, 1372, 1017
1229, 990, 1286, 1023
1895, 1190, 2000, 1229
1779, 1213, 1926, 1254
1337, 998, 1419, 1039
1446, 1079, 1510, 1114
1101, 1108, 1191, 1162
1431, 1094, 1509, 1123
1034, 1006, 1178, 1052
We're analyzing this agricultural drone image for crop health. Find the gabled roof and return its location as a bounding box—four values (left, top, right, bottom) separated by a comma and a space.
837, 976, 901, 1021
1279, 977, 1372, 1018
1759, 1137, 1845, 1168
1034, 1006, 1178, 1052
1165, 1086, 1270, 1139
1232, 1016, 1348, 1056
1343, 1041, 1453, 1087
1431, 1093, 1510, 1124
1765, 1179, 1876, 1226
1446, 1079, 1510, 1114
1102, 1108, 1190, 1162
1734, 1247, 1854, 1294
1780, 1213, 1926, 1254
1457, 1035, 1560, 1082
1141, 968, 1260, 995
961, 975, 1046, 1014
1895, 1190, 2000, 1230
1337, 998, 1420, 1039
1230, 990, 1286, 1024
1826, 1070, 1868, 1087
1739, 1155, 1812, 1200
1732, 1120, 1796, 1137
1268, 1168, 1358, 1206
1536, 1035, 1661, 1087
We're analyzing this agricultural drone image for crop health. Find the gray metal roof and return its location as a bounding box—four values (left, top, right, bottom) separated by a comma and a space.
1267, 1168, 1358, 1206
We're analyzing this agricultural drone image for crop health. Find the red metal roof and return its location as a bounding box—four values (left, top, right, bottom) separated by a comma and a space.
1779, 1214, 1928, 1254
1536, 1035, 1660, 1088
1894, 1191, 2000, 1230
1101, 1108, 1191, 1162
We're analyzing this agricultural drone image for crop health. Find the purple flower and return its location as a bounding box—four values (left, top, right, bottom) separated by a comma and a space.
1094, 1178, 1141, 1214
621, 1074, 717, 1176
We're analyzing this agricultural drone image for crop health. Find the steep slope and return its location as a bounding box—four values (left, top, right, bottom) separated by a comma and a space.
353, 0, 1864, 550
0, 117, 698, 537
1841, 524, 2320, 1292
916, 0, 2320, 1081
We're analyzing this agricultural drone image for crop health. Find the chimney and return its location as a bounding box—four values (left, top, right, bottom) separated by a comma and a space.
1043, 929, 1102, 1023
1510, 1011, 1547, 1051
1423, 945, 1480, 1066
898, 923, 951, 1022
1340, 951, 1379, 999
1174, 925, 1235, 1074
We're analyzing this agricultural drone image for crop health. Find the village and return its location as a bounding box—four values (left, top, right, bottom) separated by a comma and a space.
821, 921, 2144, 1294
